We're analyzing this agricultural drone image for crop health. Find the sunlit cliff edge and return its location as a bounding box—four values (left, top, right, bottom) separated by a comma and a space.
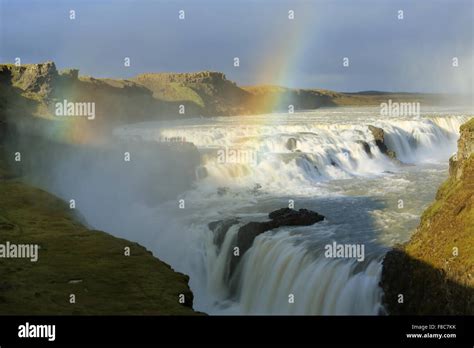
382, 119, 474, 314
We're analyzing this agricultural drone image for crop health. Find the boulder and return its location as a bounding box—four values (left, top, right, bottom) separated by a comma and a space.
231, 208, 324, 274
368, 125, 397, 160
268, 207, 324, 225
286, 138, 298, 151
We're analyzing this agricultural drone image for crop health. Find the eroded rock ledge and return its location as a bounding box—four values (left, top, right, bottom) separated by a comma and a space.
209, 208, 325, 276
368, 125, 398, 161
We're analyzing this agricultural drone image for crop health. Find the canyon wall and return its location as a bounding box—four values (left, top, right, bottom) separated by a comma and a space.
381, 119, 474, 314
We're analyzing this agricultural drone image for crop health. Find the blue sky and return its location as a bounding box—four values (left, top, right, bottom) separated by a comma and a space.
0, 0, 472, 93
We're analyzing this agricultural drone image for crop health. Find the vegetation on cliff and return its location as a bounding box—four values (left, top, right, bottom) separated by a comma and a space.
381, 118, 474, 314
0, 62, 200, 315
0, 140, 198, 315
2, 61, 461, 134
133, 71, 252, 116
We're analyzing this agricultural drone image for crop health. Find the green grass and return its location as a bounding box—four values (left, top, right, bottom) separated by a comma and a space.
132, 76, 205, 107
406, 153, 474, 278
382, 127, 474, 314
0, 177, 197, 315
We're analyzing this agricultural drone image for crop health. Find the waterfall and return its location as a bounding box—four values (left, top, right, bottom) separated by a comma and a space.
146, 114, 468, 195
112, 111, 471, 315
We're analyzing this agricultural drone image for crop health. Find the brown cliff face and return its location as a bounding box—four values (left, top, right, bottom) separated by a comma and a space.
1, 61, 58, 98
381, 118, 474, 315
133, 71, 252, 116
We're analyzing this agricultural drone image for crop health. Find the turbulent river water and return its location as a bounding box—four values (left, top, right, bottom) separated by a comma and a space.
110, 106, 470, 315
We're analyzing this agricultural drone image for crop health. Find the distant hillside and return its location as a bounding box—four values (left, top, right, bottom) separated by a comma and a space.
1, 61, 468, 145
133, 71, 252, 116
243, 85, 463, 109
243, 85, 337, 111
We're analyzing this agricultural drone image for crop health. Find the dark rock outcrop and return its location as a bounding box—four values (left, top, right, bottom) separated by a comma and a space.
231, 208, 324, 273
368, 125, 397, 160
208, 208, 325, 277
1, 61, 58, 98
268, 207, 324, 224
356, 140, 372, 157
286, 138, 298, 151
208, 218, 240, 252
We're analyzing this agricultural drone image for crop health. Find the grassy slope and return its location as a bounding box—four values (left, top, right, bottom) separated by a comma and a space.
132, 72, 251, 115
131, 75, 205, 107
381, 119, 474, 314
0, 149, 196, 315
407, 120, 474, 280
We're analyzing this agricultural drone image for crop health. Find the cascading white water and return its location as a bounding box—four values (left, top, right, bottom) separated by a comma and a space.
239, 234, 383, 315
113, 108, 471, 315
118, 112, 468, 192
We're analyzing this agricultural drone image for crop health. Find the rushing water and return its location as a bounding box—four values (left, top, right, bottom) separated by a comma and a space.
111, 106, 470, 315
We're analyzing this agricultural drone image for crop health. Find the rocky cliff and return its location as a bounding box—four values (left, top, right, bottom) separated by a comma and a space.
381, 118, 474, 314
1, 62, 155, 144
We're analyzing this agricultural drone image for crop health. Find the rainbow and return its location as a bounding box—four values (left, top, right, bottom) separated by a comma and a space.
249, 7, 315, 113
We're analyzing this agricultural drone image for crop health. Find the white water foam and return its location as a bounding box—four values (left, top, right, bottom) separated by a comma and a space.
112, 109, 470, 315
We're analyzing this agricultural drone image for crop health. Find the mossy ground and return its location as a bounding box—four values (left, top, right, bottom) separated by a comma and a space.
0, 157, 196, 315
136, 79, 205, 107
382, 143, 474, 314
408, 154, 474, 274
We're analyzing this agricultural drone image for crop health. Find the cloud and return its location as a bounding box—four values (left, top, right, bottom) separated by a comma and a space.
0, 0, 472, 92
